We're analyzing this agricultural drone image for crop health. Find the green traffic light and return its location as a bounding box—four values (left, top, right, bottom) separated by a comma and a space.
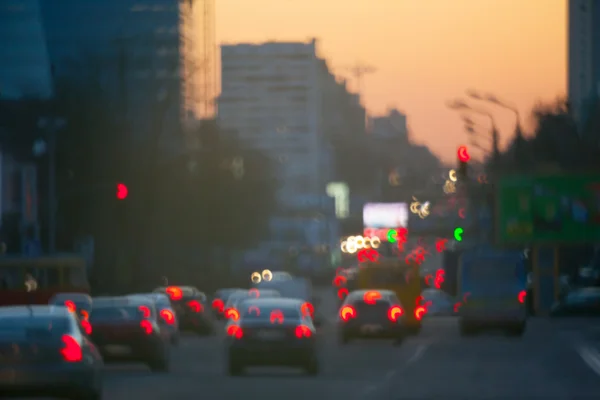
387, 229, 398, 243
454, 227, 464, 242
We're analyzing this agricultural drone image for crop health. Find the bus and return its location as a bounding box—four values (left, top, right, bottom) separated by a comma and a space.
356, 258, 424, 334
0, 254, 89, 306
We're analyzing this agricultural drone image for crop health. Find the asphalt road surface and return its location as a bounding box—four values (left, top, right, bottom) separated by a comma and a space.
27, 290, 600, 399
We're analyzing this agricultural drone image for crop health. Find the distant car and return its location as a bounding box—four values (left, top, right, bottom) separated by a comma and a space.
90, 296, 170, 372
154, 286, 213, 335
225, 297, 318, 376
129, 293, 180, 345
337, 289, 406, 345
49, 292, 93, 334
550, 287, 600, 317
212, 288, 246, 320
223, 289, 280, 321
0, 305, 104, 399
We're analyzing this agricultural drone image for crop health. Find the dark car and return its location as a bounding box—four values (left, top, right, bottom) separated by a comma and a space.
550, 287, 600, 317
223, 289, 281, 321
129, 293, 180, 345
0, 305, 104, 399
89, 296, 170, 372
211, 288, 245, 320
49, 292, 93, 335
154, 286, 213, 334
225, 298, 319, 376
337, 289, 406, 345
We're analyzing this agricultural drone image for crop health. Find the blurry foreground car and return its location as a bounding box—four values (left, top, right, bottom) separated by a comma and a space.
90, 296, 170, 372
49, 292, 93, 334
225, 298, 318, 376
154, 286, 213, 335
212, 288, 245, 320
0, 305, 104, 399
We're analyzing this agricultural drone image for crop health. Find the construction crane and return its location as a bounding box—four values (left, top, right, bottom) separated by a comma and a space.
341, 62, 377, 95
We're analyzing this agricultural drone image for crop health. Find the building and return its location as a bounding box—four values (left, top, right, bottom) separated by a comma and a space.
568, 0, 600, 127
0, 0, 53, 100
39, 0, 185, 142
219, 39, 365, 269
370, 108, 408, 142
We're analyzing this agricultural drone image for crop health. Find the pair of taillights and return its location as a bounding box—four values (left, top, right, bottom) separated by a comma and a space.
226, 324, 312, 340
339, 305, 424, 322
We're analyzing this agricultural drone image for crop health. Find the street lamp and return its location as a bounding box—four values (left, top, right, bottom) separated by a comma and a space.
447, 99, 500, 162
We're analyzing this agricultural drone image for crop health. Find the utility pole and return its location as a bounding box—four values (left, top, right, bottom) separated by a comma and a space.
342, 62, 377, 96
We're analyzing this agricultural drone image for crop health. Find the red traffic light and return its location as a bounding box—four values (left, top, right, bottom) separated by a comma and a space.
116, 183, 128, 200
457, 145, 470, 162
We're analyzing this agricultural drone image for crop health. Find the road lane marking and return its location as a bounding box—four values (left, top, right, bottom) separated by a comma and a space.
406, 344, 428, 364
577, 346, 600, 377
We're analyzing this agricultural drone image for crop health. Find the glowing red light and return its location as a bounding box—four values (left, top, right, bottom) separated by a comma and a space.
357, 248, 379, 263
435, 238, 448, 253
60, 335, 82, 362
414, 306, 426, 320
295, 325, 312, 338
140, 320, 153, 335
270, 309, 284, 324
332, 275, 347, 287
337, 288, 349, 300
457, 145, 470, 162
165, 286, 183, 301
387, 306, 403, 322
248, 305, 260, 316
454, 302, 461, 313
363, 290, 382, 305
187, 300, 203, 313
227, 325, 243, 339
212, 299, 224, 313
415, 295, 424, 306
518, 290, 527, 304
248, 288, 260, 298
159, 309, 175, 324
425, 274, 433, 286
80, 319, 92, 335
300, 302, 314, 318
138, 305, 151, 318
225, 308, 239, 321
340, 305, 356, 321
116, 182, 128, 200
64, 300, 76, 313
458, 208, 466, 219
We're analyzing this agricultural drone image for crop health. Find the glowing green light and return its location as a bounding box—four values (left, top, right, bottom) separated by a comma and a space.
387, 229, 398, 243
453, 227, 464, 242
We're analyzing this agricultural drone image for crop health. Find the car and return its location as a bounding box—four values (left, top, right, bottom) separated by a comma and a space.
225, 297, 319, 376
129, 293, 180, 345
223, 289, 280, 321
49, 292, 94, 335
550, 287, 600, 317
154, 286, 213, 334
0, 305, 104, 399
337, 289, 406, 345
89, 296, 170, 372
211, 288, 246, 319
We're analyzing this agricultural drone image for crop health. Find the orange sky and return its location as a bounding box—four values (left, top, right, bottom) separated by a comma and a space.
216, 0, 566, 163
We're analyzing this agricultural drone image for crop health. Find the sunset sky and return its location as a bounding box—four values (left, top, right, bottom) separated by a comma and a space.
216, 0, 566, 163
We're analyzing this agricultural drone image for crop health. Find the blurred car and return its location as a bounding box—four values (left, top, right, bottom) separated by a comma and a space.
337, 289, 406, 345
421, 288, 456, 316
550, 287, 600, 317
211, 288, 245, 320
223, 289, 281, 322
154, 285, 213, 335
129, 293, 180, 345
225, 297, 318, 376
49, 292, 93, 335
0, 305, 104, 399
89, 296, 170, 372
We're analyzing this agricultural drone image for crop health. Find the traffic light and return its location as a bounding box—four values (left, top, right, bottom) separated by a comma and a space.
116, 183, 128, 200
457, 145, 470, 180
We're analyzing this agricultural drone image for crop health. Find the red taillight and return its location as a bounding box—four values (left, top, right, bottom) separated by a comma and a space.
414, 306, 426, 320
60, 335, 82, 362
227, 324, 243, 339
166, 286, 183, 300
140, 320, 153, 335
80, 319, 92, 335
64, 300, 76, 313
187, 300, 203, 313
160, 309, 175, 324
212, 299, 224, 312
295, 325, 312, 338
518, 290, 527, 304
300, 302, 314, 318
138, 305, 151, 318
224, 308, 240, 321
340, 305, 356, 322
387, 305, 404, 322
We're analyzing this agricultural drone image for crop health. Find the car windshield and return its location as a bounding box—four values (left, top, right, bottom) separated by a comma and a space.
90, 306, 145, 322
0, 316, 70, 339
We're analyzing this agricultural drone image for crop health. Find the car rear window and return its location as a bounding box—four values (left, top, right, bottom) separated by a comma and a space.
90, 306, 145, 322
240, 304, 301, 321
0, 316, 70, 339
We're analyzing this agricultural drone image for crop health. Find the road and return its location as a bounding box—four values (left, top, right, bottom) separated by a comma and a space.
96, 289, 600, 399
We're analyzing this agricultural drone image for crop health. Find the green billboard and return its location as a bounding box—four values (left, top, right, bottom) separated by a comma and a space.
496, 174, 600, 244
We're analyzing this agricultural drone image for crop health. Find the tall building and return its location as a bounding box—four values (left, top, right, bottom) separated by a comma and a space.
0, 0, 53, 100
218, 39, 363, 268
39, 0, 185, 141
568, 0, 600, 127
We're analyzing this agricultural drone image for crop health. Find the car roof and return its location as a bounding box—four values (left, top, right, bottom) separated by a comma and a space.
0, 305, 72, 318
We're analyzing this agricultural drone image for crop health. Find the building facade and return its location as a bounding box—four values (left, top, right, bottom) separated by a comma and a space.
218, 39, 365, 269
568, 0, 600, 127
39, 0, 185, 142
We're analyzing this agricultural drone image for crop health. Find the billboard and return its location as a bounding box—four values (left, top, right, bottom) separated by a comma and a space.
363, 203, 408, 239
496, 174, 600, 244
